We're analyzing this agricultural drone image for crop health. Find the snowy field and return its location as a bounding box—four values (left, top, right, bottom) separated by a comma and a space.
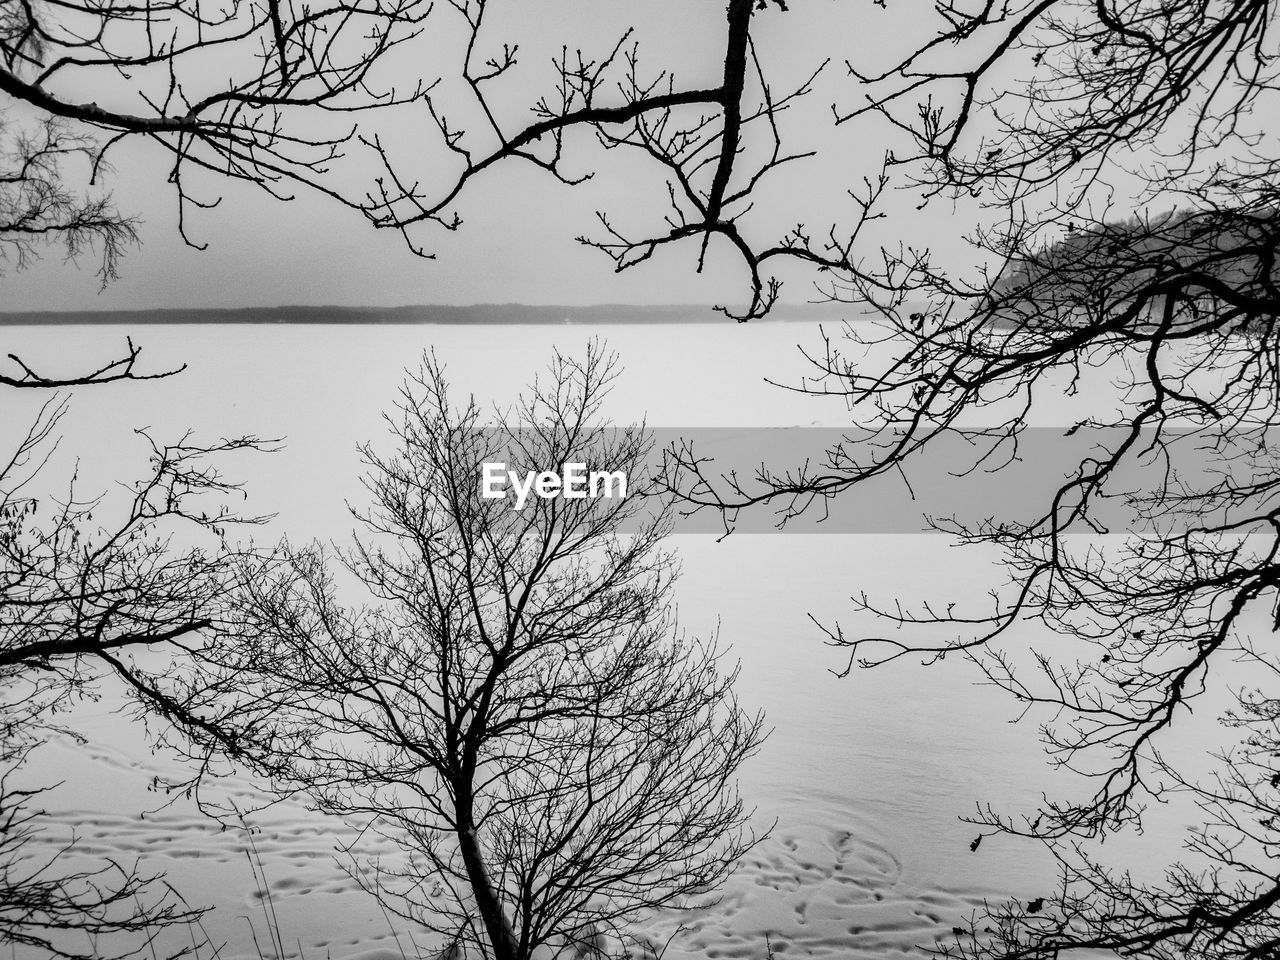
2, 320, 1210, 959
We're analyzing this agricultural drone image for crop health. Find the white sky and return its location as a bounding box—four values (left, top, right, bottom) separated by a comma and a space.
2, 0, 991, 312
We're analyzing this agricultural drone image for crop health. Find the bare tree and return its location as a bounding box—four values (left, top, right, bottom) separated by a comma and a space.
651, 1, 1280, 957
0, 0, 1016, 315
15, 0, 1280, 955
347, 0, 932, 320
3, 0, 807, 307
0, 0, 868, 318
193, 345, 766, 960
0, 396, 274, 739
0, 0, 829, 307
0, 358, 276, 957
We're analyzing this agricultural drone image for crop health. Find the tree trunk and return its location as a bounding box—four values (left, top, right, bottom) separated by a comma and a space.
455, 816, 520, 960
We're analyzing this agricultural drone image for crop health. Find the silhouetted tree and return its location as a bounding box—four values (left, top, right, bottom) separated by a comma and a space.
359, 0, 838, 318
0, 0, 906, 318
15, 0, 1280, 954
0, 397, 274, 744
659, 1, 1280, 957
0, 0, 1094, 320
197, 345, 765, 960
0, 357, 274, 957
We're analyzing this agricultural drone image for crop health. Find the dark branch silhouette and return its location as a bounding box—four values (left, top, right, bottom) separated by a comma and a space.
1, 337, 183, 388
0, 115, 137, 286
660, 0, 1280, 955
0, 385, 276, 956
185, 344, 766, 960
1, 0, 433, 255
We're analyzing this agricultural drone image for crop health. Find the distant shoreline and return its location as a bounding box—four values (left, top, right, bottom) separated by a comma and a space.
0, 303, 866, 325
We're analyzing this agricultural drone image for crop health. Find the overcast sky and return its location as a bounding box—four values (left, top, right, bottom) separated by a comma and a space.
3, 0, 986, 312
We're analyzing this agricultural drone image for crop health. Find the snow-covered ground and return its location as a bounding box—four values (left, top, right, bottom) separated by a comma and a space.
3, 320, 1206, 959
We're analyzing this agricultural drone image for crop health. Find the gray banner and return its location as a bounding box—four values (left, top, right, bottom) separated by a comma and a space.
476, 426, 1280, 535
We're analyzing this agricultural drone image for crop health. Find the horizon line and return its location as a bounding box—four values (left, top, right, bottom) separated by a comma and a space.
0, 302, 867, 325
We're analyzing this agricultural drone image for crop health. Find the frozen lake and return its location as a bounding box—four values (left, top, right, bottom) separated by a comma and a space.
2, 320, 1209, 959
